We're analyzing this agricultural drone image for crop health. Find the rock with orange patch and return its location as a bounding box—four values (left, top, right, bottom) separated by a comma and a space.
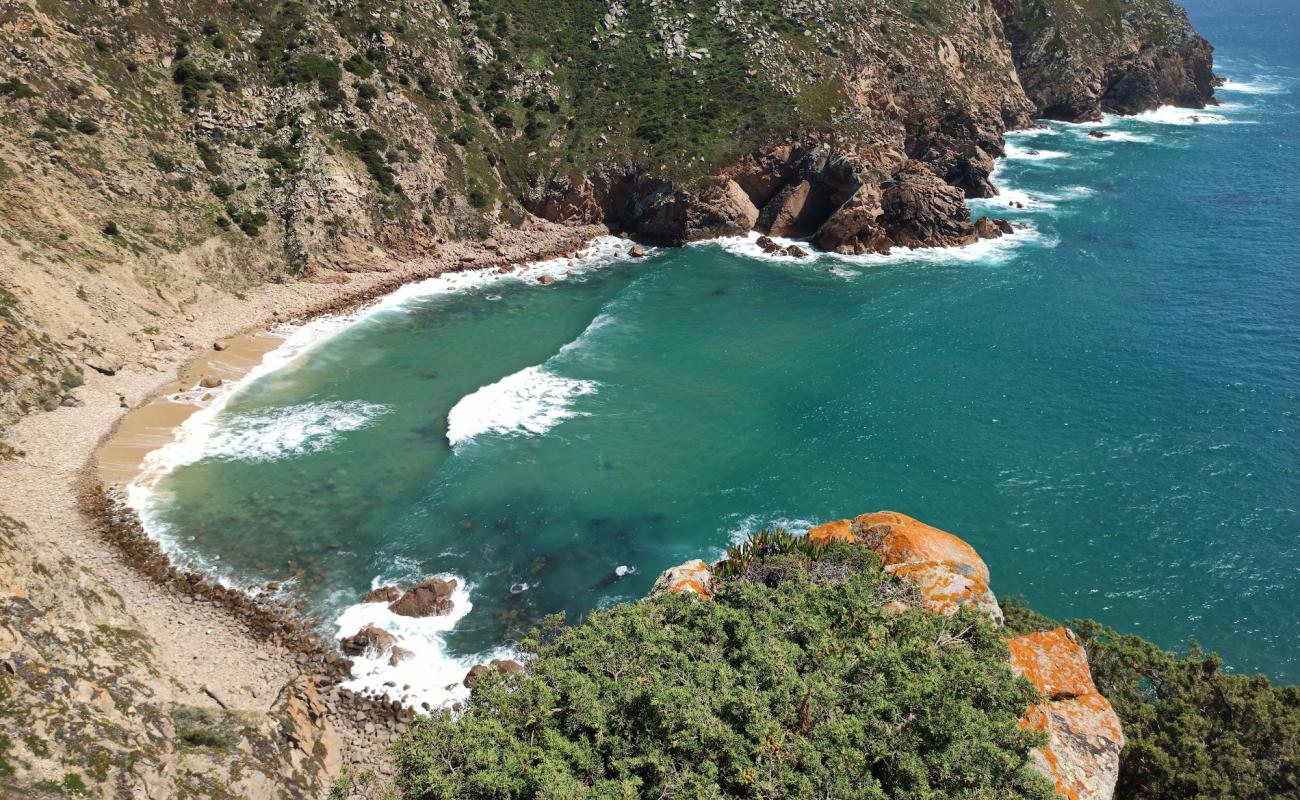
806, 519, 853, 543
1009, 627, 1124, 800
819, 511, 1002, 623
651, 560, 713, 598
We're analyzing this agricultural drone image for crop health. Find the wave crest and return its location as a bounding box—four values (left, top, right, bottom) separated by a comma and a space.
446, 366, 598, 447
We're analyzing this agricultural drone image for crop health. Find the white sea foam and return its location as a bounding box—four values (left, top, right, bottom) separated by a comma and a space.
1118, 106, 1232, 125
1089, 130, 1155, 144
446, 366, 598, 447
1219, 77, 1283, 95
333, 575, 520, 709
710, 231, 815, 262
197, 401, 387, 463
1003, 143, 1069, 161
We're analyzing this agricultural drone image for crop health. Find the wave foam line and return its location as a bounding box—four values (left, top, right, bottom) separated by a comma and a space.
333, 576, 518, 710
446, 366, 598, 447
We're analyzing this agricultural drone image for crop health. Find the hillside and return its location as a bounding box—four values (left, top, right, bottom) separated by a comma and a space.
0, 0, 1216, 428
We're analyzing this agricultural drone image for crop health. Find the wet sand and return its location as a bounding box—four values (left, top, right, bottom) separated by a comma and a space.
95, 330, 286, 486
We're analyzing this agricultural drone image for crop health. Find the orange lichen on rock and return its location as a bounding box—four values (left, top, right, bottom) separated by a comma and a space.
1009, 627, 1124, 800
851, 511, 990, 583
812, 510, 1003, 623
651, 559, 714, 598
807, 518, 853, 543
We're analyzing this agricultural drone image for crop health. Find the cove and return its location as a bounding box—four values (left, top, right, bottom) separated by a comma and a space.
133, 50, 1299, 708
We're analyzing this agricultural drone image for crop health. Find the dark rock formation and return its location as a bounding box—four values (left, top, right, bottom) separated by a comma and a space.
339, 625, 398, 657
361, 585, 401, 604
388, 578, 457, 618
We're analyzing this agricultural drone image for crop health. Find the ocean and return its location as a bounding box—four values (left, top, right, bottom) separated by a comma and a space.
129, 0, 1299, 708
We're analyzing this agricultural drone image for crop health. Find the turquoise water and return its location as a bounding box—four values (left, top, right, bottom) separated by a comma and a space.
137, 2, 1299, 704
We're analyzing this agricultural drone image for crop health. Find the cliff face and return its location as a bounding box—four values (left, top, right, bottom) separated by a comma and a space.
0, 0, 1214, 428
996, 0, 1217, 120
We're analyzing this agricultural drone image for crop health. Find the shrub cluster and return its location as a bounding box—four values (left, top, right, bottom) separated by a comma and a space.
392, 542, 1054, 800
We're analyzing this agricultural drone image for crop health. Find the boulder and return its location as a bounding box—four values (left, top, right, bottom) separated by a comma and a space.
361, 585, 401, 603
388, 646, 413, 667
650, 559, 713, 598
880, 163, 977, 248
628, 245, 647, 257
810, 186, 891, 255
683, 178, 759, 240
339, 625, 397, 657
537, 275, 556, 285
1088, 130, 1110, 139
388, 577, 457, 617
1009, 628, 1124, 800
755, 235, 782, 254
945, 157, 998, 199
973, 216, 1004, 239
462, 664, 490, 688
757, 180, 836, 238
785, 244, 808, 258
198, 375, 223, 389
490, 658, 524, 675
809, 511, 1002, 623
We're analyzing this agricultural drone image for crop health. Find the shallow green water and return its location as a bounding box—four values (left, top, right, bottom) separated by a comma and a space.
136, 14, 1299, 705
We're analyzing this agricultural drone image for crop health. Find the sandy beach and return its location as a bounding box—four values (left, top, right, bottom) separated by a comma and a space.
0, 221, 605, 789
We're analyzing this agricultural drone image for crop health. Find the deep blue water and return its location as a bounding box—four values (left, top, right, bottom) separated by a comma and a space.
135, 0, 1299, 706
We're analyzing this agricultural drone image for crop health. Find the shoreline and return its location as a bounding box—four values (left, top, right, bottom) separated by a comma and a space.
0, 220, 608, 785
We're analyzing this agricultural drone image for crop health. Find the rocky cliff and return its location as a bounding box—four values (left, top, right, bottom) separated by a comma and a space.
0, 0, 1214, 428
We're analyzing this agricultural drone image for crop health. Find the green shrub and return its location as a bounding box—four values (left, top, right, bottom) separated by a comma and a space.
42, 109, 73, 130
75, 118, 99, 134
195, 140, 222, 174
393, 562, 1053, 800
336, 128, 398, 193
0, 77, 36, 98
1003, 599, 1300, 799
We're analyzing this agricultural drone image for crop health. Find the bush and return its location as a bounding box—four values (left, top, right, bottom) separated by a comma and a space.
393, 557, 1054, 800
1003, 599, 1300, 799
74, 118, 99, 134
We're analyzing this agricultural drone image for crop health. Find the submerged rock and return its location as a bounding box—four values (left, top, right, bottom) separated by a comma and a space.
389, 577, 457, 617
1009, 627, 1125, 800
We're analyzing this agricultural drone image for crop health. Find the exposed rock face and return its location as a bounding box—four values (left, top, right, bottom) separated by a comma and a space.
339, 625, 398, 657
650, 559, 713, 598
1009, 627, 1125, 800
273, 676, 343, 780
809, 511, 1003, 623
998, 0, 1217, 121
388, 577, 457, 617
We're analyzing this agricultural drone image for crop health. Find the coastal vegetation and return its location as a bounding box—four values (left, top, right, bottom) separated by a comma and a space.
392, 540, 1056, 799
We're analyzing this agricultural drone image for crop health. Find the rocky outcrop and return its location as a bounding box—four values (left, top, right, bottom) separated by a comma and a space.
1009, 628, 1125, 800
340, 625, 398, 657
650, 559, 713, 598
388, 577, 457, 618
808, 511, 1004, 623
997, 0, 1217, 121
